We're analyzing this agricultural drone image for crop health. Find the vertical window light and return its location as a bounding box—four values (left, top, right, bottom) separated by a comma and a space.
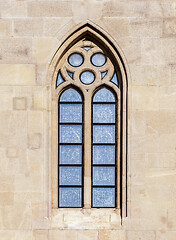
58, 88, 83, 207
92, 87, 117, 207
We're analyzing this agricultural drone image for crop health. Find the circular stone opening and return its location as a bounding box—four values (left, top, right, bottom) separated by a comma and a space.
91, 53, 106, 67
80, 71, 95, 85
68, 53, 84, 67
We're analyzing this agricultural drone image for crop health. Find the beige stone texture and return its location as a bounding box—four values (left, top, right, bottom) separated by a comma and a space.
0, 0, 176, 239
0, 64, 36, 85
14, 19, 44, 37
27, 1, 72, 17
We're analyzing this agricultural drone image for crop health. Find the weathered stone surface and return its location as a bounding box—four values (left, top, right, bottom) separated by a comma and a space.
27, 1, 72, 17
127, 231, 155, 240
0, 20, 12, 37
14, 19, 43, 37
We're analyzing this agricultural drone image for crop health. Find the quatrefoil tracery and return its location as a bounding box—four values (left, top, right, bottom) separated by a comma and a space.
56, 40, 119, 88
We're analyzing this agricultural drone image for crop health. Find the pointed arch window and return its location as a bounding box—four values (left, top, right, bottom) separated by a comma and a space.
51, 25, 127, 216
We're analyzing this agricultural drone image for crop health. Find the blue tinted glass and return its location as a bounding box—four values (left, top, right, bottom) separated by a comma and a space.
93, 145, 115, 164
101, 71, 107, 79
91, 53, 106, 67
110, 72, 119, 87
93, 104, 115, 123
93, 88, 115, 102
83, 46, 92, 51
56, 71, 65, 87
60, 167, 82, 185
93, 188, 115, 207
68, 53, 83, 67
59, 187, 82, 207
60, 145, 82, 164
60, 104, 82, 123
80, 71, 95, 85
93, 125, 115, 143
67, 71, 74, 79
60, 88, 82, 102
93, 167, 115, 186
60, 125, 82, 143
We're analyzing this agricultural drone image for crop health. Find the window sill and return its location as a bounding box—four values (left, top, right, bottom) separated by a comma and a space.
51, 208, 121, 229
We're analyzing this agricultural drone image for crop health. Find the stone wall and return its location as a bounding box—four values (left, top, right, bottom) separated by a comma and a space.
0, 0, 176, 239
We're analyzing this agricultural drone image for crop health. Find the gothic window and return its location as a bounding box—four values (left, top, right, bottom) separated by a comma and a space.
51, 24, 128, 216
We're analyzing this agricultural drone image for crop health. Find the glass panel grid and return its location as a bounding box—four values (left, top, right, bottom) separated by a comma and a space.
58, 88, 83, 208
91, 88, 117, 208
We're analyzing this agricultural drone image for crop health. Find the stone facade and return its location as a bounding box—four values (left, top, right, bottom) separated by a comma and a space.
0, 0, 176, 239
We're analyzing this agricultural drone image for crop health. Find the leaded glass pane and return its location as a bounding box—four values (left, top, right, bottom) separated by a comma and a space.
60, 125, 82, 143
101, 71, 107, 79
80, 71, 95, 85
68, 53, 83, 67
56, 71, 65, 87
67, 71, 74, 79
60, 167, 82, 185
93, 167, 115, 186
91, 53, 106, 67
93, 125, 115, 143
93, 104, 115, 123
60, 104, 82, 123
92, 188, 115, 207
93, 88, 115, 102
110, 72, 119, 87
60, 88, 82, 102
59, 187, 82, 207
93, 145, 115, 164
60, 145, 82, 164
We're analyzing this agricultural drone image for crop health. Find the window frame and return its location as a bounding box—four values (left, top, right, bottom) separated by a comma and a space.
49, 22, 128, 223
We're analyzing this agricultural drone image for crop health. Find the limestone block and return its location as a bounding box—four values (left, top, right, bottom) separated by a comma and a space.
33, 88, 44, 110
168, 209, 176, 229
103, 1, 147, 18
13, 97, 27, 110
127, 231, 155, 240
146, 111, 176, 135
14, 174, 42, 192
0, 192, 14, 206
28, 133, 41, 149
0, 177, 14, 192
1, 203, 32, 229
171, 64, 176, 85
132, 86, 159, 110
141, 39, 176, 65
14, 231, 35, 240
0, 20, 12, 37
34, 230, 48, 240
163, 18, 176, 37
129, 19, 161, 38
159, 86, 176, 110
1, 1, 27, 18
156, 231, 176, 240
0, 64, 35, 85
28, 150, 43, 175
0, 92, 12, 110
77, 230, 98, 240
146, 2, 175, 18
146, 153, 176, 168
131, 111, 146, 136
6, 147, 18, 158
102, 19, 129, 39
131, 153, 146, 185
118, 38, 141, 65
43, 18, 72, 37
32, 38, 58, 64
0, 39, 32, 63
27, 2, 72, 17
14, 19, 43, 37
130, 64, 171, 86
99, 230, 125, 240
72, 1, 102, 23
27, 111, 43, 133
159, 134, 176, 153
49, 230, 77, 240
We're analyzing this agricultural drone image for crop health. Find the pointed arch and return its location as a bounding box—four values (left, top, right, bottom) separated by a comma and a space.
49, 21, 129, 219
